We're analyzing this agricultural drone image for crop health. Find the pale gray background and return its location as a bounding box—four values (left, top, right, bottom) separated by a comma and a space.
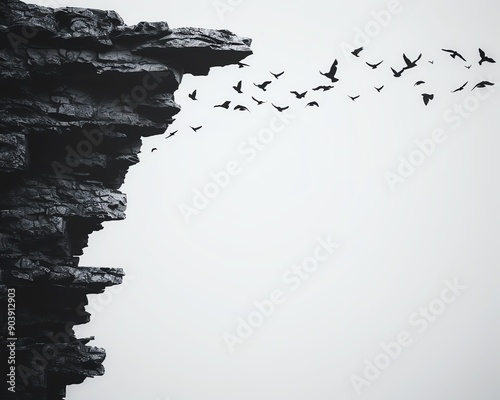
28, 0, 500, 399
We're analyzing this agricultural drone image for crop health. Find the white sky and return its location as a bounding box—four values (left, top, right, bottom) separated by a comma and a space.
27, 0, 500, 399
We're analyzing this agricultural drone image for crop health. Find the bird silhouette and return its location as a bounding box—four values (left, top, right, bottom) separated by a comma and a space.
251, 96, 266, 105
312, 85, 334, 91
237, 62, 249, 68
428, 60, 434, 64
366, 61, 383, 69
320, 59, 339, 82
165, 130, 177, 139
375, 85, 384, 92
306, 101, 319, 107
271, 71, 285, 79
188, 90, 197, 100
190, 126, 202, 132
272, 104, 289, 112
422, 93, 434, 106
233, 80, 243, 93
478, 48, 496, 65
234, 105, 250, 112
348, 95, 360, 101
290, 90, 307, 99
442, 49, 467, 62
471, 81, 495, 90
151, 147, 158, 152
465, 65, 472, 69
391, 67, 405, 77
214, 101, 231, 109
414, 81, 425, 86
254, 81, 272, 91
352, 47, 363, 57
451, 81, 468, 93
403, 53, 422, 70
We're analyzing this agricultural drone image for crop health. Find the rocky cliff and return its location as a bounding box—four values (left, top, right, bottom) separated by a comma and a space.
0, 1, 251, 398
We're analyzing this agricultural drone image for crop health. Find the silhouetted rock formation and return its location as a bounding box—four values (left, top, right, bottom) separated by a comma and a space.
0, 1, 251, 398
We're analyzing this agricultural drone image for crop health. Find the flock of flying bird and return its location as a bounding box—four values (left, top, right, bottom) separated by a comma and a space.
151, 47, 496, 150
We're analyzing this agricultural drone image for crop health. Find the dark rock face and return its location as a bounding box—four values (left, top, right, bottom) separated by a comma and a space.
0, 1, 251, 398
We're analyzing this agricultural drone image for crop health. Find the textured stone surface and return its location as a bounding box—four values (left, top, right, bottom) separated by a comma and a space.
0, 0, 251, 398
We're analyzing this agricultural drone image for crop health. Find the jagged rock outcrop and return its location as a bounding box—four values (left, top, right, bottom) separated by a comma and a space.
0, 1, 251, 398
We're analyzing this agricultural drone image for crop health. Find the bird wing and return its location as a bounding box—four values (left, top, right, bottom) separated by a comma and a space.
457, 53, 467, 62
479, 48, 485, 58
403, 54, 411, 66
442, 49, 454, 54
328, 60, 338, 74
